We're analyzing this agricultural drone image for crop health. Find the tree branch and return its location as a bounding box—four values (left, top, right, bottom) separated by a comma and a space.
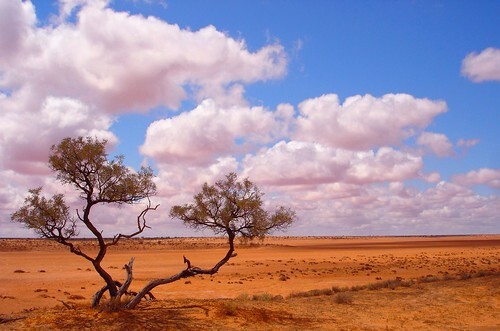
108, 201, 159, 247
125, 231, 236, 309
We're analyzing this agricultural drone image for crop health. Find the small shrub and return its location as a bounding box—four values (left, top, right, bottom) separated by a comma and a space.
235, 293, 250, 301
219, 302, 239, 316
100, 295, 134, 312
350, 285, 366, 291
459, 273, 472, 280
331, 286, 343, 293
475, 270, 496, 277
14, 270, 26, 273
333, 292, 353, 305
443, 274, 456, 281
419, 275, 441, 283
252, 293, 279, 301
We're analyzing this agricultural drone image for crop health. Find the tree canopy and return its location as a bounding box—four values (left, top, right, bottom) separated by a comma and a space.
11, 138, 296, 310
49, 136, 156, 204
170, 172, 296, 240
11, 136, 158, 306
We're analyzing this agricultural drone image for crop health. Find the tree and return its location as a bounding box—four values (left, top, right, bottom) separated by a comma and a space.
12, 140, 295, 310
125, 172, 296, 308
12, 136, 158, 307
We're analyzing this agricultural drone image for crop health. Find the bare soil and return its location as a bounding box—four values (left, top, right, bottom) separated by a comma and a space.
0, 235, 498, 330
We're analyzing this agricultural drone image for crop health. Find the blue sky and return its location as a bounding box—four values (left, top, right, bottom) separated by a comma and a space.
107, 1, 499, 175
1, 0, 499, 237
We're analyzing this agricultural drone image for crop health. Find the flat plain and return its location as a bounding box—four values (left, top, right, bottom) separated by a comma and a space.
0, 235, 498, 330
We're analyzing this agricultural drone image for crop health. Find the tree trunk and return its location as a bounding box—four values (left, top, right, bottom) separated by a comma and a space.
126, 231, 236, 309
91, 260, 118, 306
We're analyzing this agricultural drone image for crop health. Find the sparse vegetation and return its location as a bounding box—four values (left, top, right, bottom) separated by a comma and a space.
219, 301, 239, 316
11, 137, 157, 308
126, 173, 295, 309
11, 138, 296, 310
333, 292, 353, 304
252, 293, 280, 301
0, 236, 498, 329
285, 269, 499, 301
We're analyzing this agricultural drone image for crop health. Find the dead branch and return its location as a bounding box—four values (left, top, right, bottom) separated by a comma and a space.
57, 300, 76, 310
125, 232, 236, 309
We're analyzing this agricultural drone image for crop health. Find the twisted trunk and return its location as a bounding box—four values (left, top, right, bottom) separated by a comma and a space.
126, 231, 236, 309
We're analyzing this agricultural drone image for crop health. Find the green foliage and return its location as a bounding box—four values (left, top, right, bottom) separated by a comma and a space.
12, 137, 157, 242
49, 136, 156, 204
170, 173, 295, 239
11, 187, 77, 240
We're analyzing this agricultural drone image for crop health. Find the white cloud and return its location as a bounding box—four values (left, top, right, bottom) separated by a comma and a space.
457, 138, 480, 148
0, 95, 116, 175
0, 0, 287, 215
242, 141, 423, 186
416, 132, 454, 157
1, 1, 287, 113
461, 47, 500, 82
141, 99, 291, 166
294, 93, 447, 150
275, 180, 499, 236
1, 2, 498, 238
452, 168, 500, 189
0, 0, 36, 65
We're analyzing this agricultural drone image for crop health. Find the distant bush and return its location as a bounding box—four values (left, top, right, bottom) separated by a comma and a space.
366, 278, 414, 290
333, 292, 353, 305
219, 301, 239, 316
288, 288, 333, 298
252, 293, 282, 301
235, 293, 250, 301
458, 273, 472, 280
419, 275, 441, 283
475, 270, 496, 277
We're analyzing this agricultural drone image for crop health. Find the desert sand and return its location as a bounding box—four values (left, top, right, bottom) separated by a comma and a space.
1, 235, 498, 330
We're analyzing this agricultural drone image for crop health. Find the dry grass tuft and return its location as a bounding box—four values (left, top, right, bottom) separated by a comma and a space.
251, 293, 283, 301
67, 294, 85, 300
333, 292, 353, 304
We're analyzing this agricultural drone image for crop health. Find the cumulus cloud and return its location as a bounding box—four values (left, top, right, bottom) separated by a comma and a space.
461, 47, 500, 82
0, 94, 116, 174
416, 132, 454, 157
0, 1, 288, 237
294, 93, 447, 150
0, 1, 287, 176
141, 99, 292, 166
1, 2, 498, 238
452, 168, 500, 189
277, 179, 499, 236
242, 141, 423, 186
0, 0, 35, 65
0, 1, 286, 114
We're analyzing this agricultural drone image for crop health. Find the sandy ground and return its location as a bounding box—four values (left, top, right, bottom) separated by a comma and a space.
0, 235, 499, 330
